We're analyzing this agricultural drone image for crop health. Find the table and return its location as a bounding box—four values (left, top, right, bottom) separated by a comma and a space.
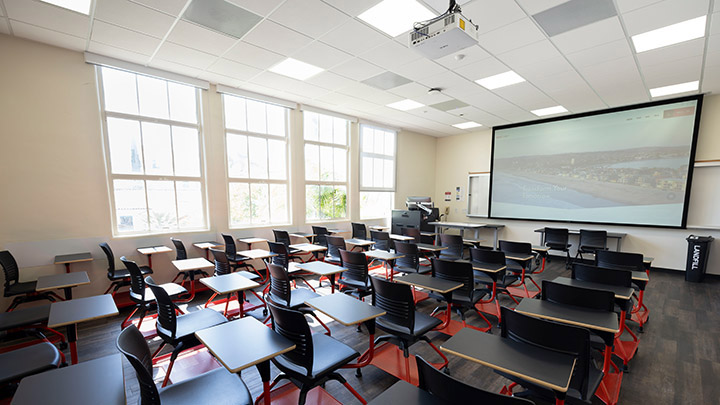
534, 229, 627, 251
395, 273, 464, 335
172, 257, 214, 301
11, 354, 125, 405
237, 249, 277, 260
428, 222, 504, 248
346, 238, 375, 251
195, 316, 296, 405
137, 245, 172, 268
193, 241, 222, 260
295, 261, 347, 293
551, 277, 633, 300
367, 380, 441, 404
290, 232, 316, 243
441, 328, 576, 405
365, 250, 404, 281
237, 237, 267, 249
54, 252, 93, 273
200, 273, 261, 318
36, 271, 90, 300
289, 243, 327, 253
389, 234, 415, 242
48, 294, 119, 364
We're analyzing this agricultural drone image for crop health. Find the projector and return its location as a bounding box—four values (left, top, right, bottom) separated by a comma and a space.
409, 11, 478, 59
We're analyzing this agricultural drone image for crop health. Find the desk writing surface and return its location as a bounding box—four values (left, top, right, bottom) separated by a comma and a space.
289, 243, 327, 253
534, 229, 626, 238
389, 234, 415, 241
531, 245, 550, 252
632, 271, 649, 282
420, 231, 437, 237
195, 317, 295, 373
364, 250, 403, 261
428, 222, 486, 228
290, 232, 315, 239
367, 380, 442, 405
416, 243, 447, 252
515, 299, 619, 334
137, 246, 172, 255
199, 273, 260, 295
504, 254, 534, 262
304, 293, 385, 326
36, 271, 90, 291
394, 273, 463, 294
48, 294, 119, 328
345, 238, 375, 246
295, 261, 347, 276
11, 354, 125, 405
237, 237, 267, 245
237, 249, 276, 260
193, 242, 221, 249
172, 257, 214, 272
53, 252, 93, 265
441, 328, 575, 392
468, 260, 506, 273
552, 277, 633, 300
643, 256, 653, 264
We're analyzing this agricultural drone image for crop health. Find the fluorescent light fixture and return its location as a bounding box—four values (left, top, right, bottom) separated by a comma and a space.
650, 80, 699, 98
269, 58, 324, 81
531, 105, 568, 116
359, 0, 436, 37
475, 71, 526, 90
40, 0, 92, 14
452, 121, 482, 129
386, 99, 425, 111
631, 16, 707, 53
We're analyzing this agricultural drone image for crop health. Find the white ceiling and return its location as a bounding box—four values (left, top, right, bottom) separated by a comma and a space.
0, 0, 718, 137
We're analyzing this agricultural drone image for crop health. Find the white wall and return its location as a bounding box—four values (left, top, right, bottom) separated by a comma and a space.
434, 94, 720, 274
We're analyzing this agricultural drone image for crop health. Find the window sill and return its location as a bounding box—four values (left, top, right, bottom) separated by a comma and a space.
113, 227, 211, 239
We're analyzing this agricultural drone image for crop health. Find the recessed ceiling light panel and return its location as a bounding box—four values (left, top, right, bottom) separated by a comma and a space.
40, 0, 92, 14
359, 0, 436, 37
531, 105, 568, 116
475, 71, 526, 90
452, 121, 482, 129
269, 58, 324, 80
631, 16, 707, 53
184, 0, 262, 39
649, 81, 699, 98
387, 99, 425, 110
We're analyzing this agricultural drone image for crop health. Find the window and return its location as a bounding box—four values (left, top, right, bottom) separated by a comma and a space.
359, 124, 396, 219
223, 94, 290, 227
99, 67, 207, 235
304, 111, 348, 220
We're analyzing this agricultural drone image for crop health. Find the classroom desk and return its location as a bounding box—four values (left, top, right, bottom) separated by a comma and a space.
195, 317, 296, 405
365, 250, 404, 281
441, 327, 576, 405
289, 243, 327, 254
237, 249, 276, 260
389, 234, 415, 242
137, 245, 172, 269
54, 252, 93, 273
36, 271, 90, 300
416, 243, 447, 254
552, 277, 634, 300
367, 380, 441, 405
200, 273, 261, 318
290, 232, 316, 243
237, 237, 267, 249
11, 354, 125, 405
368, 225, 389, 231
395, 273, 464, 335
428, 222, 504, 248
502, 252, 539, 299
532, 245, 550, 273
534, 229, 627, 251
171, 257, 214, 302
295, 261, 346, 293
48, 294, 119, 364
345, 238, 375, 251
193, 241, 222, 260
304, 293, 385, 373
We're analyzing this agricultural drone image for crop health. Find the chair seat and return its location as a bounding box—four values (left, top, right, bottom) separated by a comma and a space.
377, 311, 442, 339
430, 288, 487, 306
288, 262, 305, 274
439, 253, 462, 261
0, 304, 50, 331
227, 254, 249, 263
578, 246, 608, 253
159, 368, 252, 405
274, 333, 359, 380
159, 308, 226, 341
109, 265, 152, 281
394, 265, 431, 275
131, 283, 188, 304
0, 342, 61, 384
324, 256, 341, 265
338, 277, 370, 290
288, 288, 320, 309
546, 243, 571, 250
5, 281, 37, 297
473, 271, 494, 285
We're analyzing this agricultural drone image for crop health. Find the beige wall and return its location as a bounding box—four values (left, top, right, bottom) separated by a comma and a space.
0, 35, 437, 308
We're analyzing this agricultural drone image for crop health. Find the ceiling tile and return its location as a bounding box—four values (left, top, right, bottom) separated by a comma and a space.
453, 57, 510, 81
359, 40, 422, 70
516, 0, 570, 15
87, 41, 151, 64
417, 70, 479, 90
388, 82, 431, 98
636, 37, 705, 67
477, 18, 546, 55
5, 0, 89, 38
577, 55, 640, 83
148, 58, 205, 77
701, 64, 720, 92
566, 39, 632, 68
460, 0, 527, 35
242, 20, 313, 56
314, 91, 366, 106
551, 16, 625, 54
711, 11, 720, 35
320, 19, 389, 54
197, 71, 244, 87
91, 20, 161, 55
615, 0, 662, 14
306, 71, 357, 91
361, 71, 412, 90
154, 41, 218, 69
250, 71, 330, 99
9, 20, 86, 51
167, 21, 238, 55
493, 82, 555, 110
291, 41, 353, 69
225, 0, 284, 17
497, 40, 563, 69
130, 0, 187, 16
433, 45, 492, 70
621, 0, 709, 36
337, 82, 402, 104
532, 0, 617, 37
533, 69, 591, 95
224, 41, 285, 69
94, 0, 175, 38
269, 0, 349, 37
405, 107, 463, 125
512, 56, 575, 81
207, 58, 262, 81
0, 19, 10, 35
390, 58, 447, 81
641, 55, 703, 87
413, 91, 453, 105
330, 57, 385, 81
592, 76, 648, 106
320, 0, 380, 17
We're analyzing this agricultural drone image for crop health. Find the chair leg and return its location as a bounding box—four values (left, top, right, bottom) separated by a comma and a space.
121, 306, 139, 329
151, 342, 166, 360
162, 343, 185, 387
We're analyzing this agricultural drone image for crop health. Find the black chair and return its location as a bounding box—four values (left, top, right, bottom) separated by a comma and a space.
401, 227, 421, 243
416, 355, 534, 404
498, 240, 540, 298
272, 229, 305, 260
324, 235, 345, 265
469, 248, 519, 324
1, 251, 63, 312
267, 241, 315, 292
351, 222, 368, 240
430, 258, 492, 332
498, 307, 597, 405
265, 263, 330, 335
575, 230, 608, 261
439, 234, 465, 260
0, 342, 63, 388
119, 257, 186, 331
0, 304, 67, 351
370, 277, 448, 379
370, 230, 393, 252
117, 325, 252, 405
311, 226, 329, 248
207, 248, 266, 318
544, 228, 572, 268
393, 242, 431, 274
595, 251, 644, 273
338, 249, 372, 299
170, 238, 210, 286
220, 234, 263, 281
265, 302, 365, 405
145, 276, 227, 387
100, 242, 152, 296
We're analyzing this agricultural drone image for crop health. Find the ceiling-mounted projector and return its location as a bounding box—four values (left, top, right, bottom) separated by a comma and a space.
409, 4, 477, 60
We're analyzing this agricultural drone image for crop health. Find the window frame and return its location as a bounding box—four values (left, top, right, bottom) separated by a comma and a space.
359, 124, 397, 220
97, 66, 209, 237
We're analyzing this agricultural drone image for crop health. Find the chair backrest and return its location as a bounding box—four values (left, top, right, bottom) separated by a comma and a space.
572, 263, 632, 287
267, 263, 292, 307
145, 276, 177, 339
469, 248, 507, 279
595, 250, 644, 272
221, 233, 237, 257
370, 230, 391, 251
371, 276, 415, 333
99, 242, 117, 278
439, 234, 464, 259
541, 280, 615, 312
120, 256, 146, 302
267, 301, 314, 377
116, 325, 162, 405
401, 227, 421, 243
500, 307, 592, 399
311, 226, 329, 247
351, 223, 367, 240
544, 228, 569, 247
210, 248, 231, 276
273, 229, 292, 248
416, 355, 534, 404
326, 235, 346, 259
339, 249, 369, 285
394, 241, 420, 270
170, 238, 187, 260
499, 240, 532, 255
578, 230, 607, 250
431, 258, 474, 299
267, 241, 290, 268
0, 251, 19, 287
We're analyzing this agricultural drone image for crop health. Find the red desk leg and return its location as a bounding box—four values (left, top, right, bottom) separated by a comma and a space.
67, 323, 78, 365
64, 263, 71, 273
147, 254, 153, 269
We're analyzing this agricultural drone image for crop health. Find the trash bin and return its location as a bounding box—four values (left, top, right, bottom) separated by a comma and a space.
685, 235, 714, 282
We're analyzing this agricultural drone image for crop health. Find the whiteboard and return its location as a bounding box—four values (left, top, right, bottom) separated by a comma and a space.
687, 165, 720, 228
467, 173, 490, 217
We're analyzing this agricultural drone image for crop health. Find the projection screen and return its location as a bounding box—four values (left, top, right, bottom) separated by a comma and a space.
489, 96, 703, 227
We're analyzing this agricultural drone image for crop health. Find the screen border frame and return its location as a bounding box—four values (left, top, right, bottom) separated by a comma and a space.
488, 94, 704, 229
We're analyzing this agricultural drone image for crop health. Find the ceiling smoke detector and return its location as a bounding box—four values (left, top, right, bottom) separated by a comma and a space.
428, 87, 442, 95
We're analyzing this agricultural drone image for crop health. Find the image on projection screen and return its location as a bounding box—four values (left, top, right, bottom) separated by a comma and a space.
490, 99, 700, 227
